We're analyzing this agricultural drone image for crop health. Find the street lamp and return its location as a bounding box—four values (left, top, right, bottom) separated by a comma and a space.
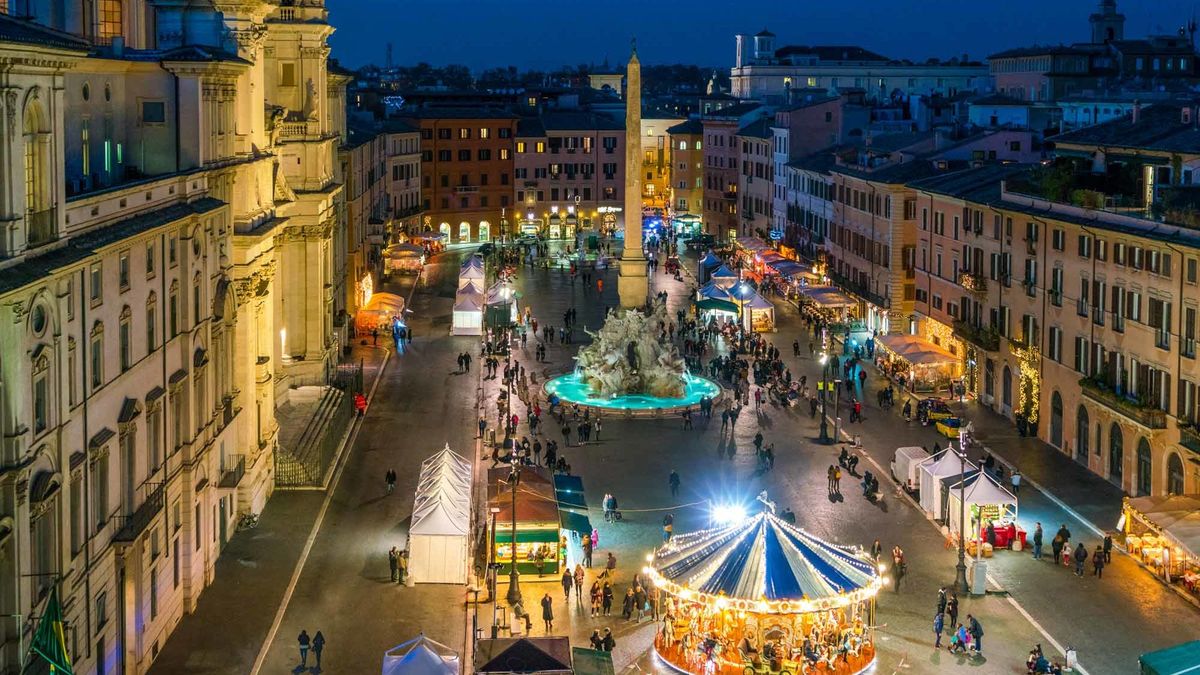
505, 466, 523, 607
487, 506, 501, 603
819, 352, 833, 444
955, 429, 969, 593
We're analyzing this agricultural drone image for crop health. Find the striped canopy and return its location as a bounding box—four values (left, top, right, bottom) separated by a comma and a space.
647, 512, 881, 613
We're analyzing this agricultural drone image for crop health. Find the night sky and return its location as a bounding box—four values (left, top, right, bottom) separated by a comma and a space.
328, 0, 1197, 71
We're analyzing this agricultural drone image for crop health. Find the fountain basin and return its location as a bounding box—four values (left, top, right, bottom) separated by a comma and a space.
543, 372, 723, 417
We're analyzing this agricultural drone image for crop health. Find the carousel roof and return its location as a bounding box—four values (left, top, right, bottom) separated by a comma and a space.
646, 511, 882, 614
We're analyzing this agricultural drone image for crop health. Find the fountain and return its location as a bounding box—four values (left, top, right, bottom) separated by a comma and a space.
543, 300, 721, 415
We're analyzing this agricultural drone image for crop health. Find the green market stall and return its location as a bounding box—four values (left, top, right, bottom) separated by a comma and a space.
1141, 640, 1200, 674
489, 468, 562, 576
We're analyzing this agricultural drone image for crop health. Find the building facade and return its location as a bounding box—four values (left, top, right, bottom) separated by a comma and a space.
641, 116, 684, 211
701, 103, 766, 239
667, 119, 704, 216
736, 119, 774, 238
0, 0, 348, 673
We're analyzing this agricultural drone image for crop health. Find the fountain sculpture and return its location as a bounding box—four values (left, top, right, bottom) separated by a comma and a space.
574, 300, 687, 398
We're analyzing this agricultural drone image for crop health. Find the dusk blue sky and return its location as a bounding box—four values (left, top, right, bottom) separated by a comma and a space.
328, 0, 1198, 71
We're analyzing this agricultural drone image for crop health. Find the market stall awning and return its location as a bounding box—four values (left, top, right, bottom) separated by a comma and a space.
553, 474, 588, 511
736, 236, 772, 253
877, 334, 958, 365
485, 282, 520, 306
1127, 495, 1200, 560
1140, 640, 1200, 675
453, 294, 483, 312
487, 467, 560, 524
495, 529, 560, 544
383, 635, 460, 675
741, 292, 774, 310
361, 292, 405, 317
697, 281, 733, 300
385, 244, 425, 258
699, 252, 722, 270
648, 511, 881, 611
710, 264, 738, 280
559, 510, 593, 536
768, 260, 811, 278
801, 286, 857, 308
696, 298, 739, 314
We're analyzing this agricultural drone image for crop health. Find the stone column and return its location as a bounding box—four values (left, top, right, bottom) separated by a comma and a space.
618, 42, 648, 309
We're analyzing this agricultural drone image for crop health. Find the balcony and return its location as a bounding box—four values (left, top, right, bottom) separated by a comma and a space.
1180, 423, 1200, 455
219, 454, 247, 489
455, 185, 479, 194
1079, 377, 1167, 429
959, 271, 987, 295
828, 270, 890, 309
26, 208, 56, 248
112, 482, 165, 543
953, 320, 1001, 352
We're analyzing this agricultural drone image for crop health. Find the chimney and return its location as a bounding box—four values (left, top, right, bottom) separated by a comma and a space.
1132, 99, 1141, 123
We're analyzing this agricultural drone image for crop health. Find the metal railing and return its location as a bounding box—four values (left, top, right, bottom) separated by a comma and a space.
219, 454, 246, 489
274, 360, 363, 488
112, 482, 164, 543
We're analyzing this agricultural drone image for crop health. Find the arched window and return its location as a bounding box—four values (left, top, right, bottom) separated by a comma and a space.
119, 305, 132, 371
1075, 405, 1089, 462
1002, 365, 1013, 409
1168, 453, 1185, 495
32, 351, 50, 434
1109, 422, 1124, 486
1137, 438, 1153, 496
1050, 391, 1063, 448
28, 465, 61, 600
192, 272, 202, 326
23, 105, 46, 214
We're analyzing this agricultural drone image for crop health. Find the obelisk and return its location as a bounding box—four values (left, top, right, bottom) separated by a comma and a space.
618, 39, 649, 309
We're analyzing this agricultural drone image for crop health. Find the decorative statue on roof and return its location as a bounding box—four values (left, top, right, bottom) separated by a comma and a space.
574, 298, 686, 398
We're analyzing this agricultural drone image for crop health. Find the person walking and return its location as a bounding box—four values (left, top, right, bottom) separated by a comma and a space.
1103, 533, 1113, 563
602, 582, 614, 616
388, 546, 399, 582
606, 551, 617, 577
933, 611, 945, 649
1073, 542, 1088, 576
561, 569, 574, 600
967, 614, 983, 654
1032, 522, 1044, 560
1010, 469, 1021, 495
827, 465, 837, 494
297, 630, 311, 668
1093, 545, 1106, 578
668, 470, 681, 498
541, 592, 554, 632
312, 630, 325, 669
385, 468, 396, 494
574, 564, 586, 604
601, 627, 616, 651
871, 539, 883, 561
581, 534, 593, 568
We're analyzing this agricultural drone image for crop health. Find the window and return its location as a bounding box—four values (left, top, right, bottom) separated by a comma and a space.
437, 150, 451, 162
516, 141, 526, 153
168, 234, 177, 265
90, 262, 102, 304
194, 503, 202, 550
1052, 228, 1065, 251
146, 294, 157, 351
1074, 335, 1090, 373
192, 274, 202, 327
479, 127, 490, 139
1049, 326, 1063, 363
70, 477, 83, 554
33, 353, 49, 433
169, 282, 178, 338
148, 406, 162, 470
1078, 234, 1091, 258
98, 0, 122, 42
499, 148, 509, 160
119, 307, 131, 371
92, 452, 109, 530
280, 63, 296, 87
145, 242, 155, 276
437, 128, 451, 140
1050, 267, 1063, 305
536, 142, 545, 153
458, 128, 470, 139
1186, 306, 1198, 358
90, 323, 104, 389
458, 149, 470, 161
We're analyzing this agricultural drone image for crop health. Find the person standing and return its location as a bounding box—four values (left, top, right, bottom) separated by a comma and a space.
602, 582, 614, 616
662, 513, 674, 542
594, 418, 602, 441
541, 592, 554, 632
581, 534, 593, 568
1103, 533, 1113, 562
1073, 542, 1088, 576
933, 611, 945, 649
385, 468, 396, 494
1010, 469, 1021, 495
871, 539, 883, 561
311, 630, 325, 669
388, 547, 399, 582
946, 591, 959, 630
601, 627, 616, 651
561, 569, 574, 600
967, 614, 983, 654
827, 465, 837, 494
606, 551, 617, 577
297, 630, 311, 668
1032, 522, 1044, 560
668, 470, 681, 498
398, 549, 408, 584
1051, 533, 1064, 566
1093, 545, 1106, 578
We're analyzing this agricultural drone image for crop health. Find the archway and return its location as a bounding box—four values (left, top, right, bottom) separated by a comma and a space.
1136, 438, 1152, 496
458, 222, 471, 243
1002, 365, 1013, 413
1108, 422, 1124, 487
478, 221, 491, 242
439, 222, 451, 238
1050, 391, 1063, 448
1168, 452, 1185, 495
1074, 405, 1089, 463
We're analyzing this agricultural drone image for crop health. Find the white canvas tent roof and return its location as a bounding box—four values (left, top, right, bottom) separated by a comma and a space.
486, 282, 518, 305
947, 472, 1018, 535
454, 294, 484, 312
741, 292, 773, 309
410, 445, 471, 536
382, 635, 459, 675
458, 280, 484, 297
460, 265, 485, 282
461, 255, 484, 268
919, 450, 977, 515
1127, 495, 1200, 559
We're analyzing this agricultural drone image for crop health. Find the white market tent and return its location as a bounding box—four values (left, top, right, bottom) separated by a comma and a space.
452, 285, 485, 336
737, 290, 775, 332
382, 634, 459, 675
459, 259, 485, 288
891, 446, 930, 492
408, 445, 472, 584
946, 472, 1018, 537
919, 450, 977, 517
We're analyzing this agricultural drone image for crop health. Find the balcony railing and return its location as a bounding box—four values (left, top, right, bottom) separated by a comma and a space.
112, 482, 165, 543
455, 185, 479, 194
1079, 377, 1167, 429
828, 270, 890, 309
26, 208, 56, 248
219, 454, 247, 489
953, 320, 1001, 352
959, 272, 987, 295
1180, 423, 1200, 454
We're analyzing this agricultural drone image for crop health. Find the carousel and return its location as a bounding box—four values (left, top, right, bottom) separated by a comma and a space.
645, 508, 883, 675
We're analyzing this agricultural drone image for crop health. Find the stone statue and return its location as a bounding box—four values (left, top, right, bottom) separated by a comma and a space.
626, 341, 639, 372
303, 78, 317, 120
574, 297, 686, 398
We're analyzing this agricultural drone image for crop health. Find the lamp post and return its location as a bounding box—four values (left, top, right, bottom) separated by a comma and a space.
487, 506, 500, 603
505, 466, 523, 607
955, 429, 969, 593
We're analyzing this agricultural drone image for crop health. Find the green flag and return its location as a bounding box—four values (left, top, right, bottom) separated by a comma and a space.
28, 587, 72, 675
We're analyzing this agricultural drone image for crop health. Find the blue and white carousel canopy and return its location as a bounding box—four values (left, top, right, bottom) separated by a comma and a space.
646, 512, 882, 614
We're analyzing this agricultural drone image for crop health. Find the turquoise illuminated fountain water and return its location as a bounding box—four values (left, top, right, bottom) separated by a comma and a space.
544, 371, 721, 411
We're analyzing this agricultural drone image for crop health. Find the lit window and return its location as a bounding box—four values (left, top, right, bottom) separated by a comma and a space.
536, 142, 545, 153
480, 128, 490, 139
98, 0, 122, 43
516, 141, 526, 153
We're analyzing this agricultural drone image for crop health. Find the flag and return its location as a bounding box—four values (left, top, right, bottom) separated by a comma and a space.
28, 587, 72, 675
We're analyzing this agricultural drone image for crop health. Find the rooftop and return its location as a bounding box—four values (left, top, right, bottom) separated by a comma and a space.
908, 163, 1028, 202
667, 118, 704, 135
736, 117, 773, 139
0, 13, 90, 52
773, 45, 890, 62
1053, 102, 1200, 153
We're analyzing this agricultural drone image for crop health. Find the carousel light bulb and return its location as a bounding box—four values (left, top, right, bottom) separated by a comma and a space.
646, 553, 654, 563
642, 566, 652, 575
877, 563, 887, 573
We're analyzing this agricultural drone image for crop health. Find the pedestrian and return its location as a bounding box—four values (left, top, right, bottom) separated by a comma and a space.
541, 592, 554, 632
574, 564, 586, 603
312, 630, 325, 668
946, 591, 959, 629
297, 630, 311, 668
590, 629, 603, 650
1093, 544, 1106, 578
582, 534, 593, 568
721, 409, 730, 432
622, 587, 635, 620
398, 549, 408, 584
561, 568, 573, 600
1010, 469, 1021, 495
1051, 534, 1064, 565
590, 582, 602, 617
601, 627, 616, 651
1032, 522, 1044, 560
602, 582, 614, 615
967, 614, 983, 654
606, 551, 617, 577
478, 417, 487, 438
668, 470, 681, 498
594, 418, 602, 440
1056, 523, 1072, 548
385, 468, 396, 494
827, 465, 837, 493
1103, 533, 1113, 563
388, 546, 399, 582
1073, 542, 1088, 576
833, 466, 842, 493
933, 611, 945, 649
662, 513, 674, 542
